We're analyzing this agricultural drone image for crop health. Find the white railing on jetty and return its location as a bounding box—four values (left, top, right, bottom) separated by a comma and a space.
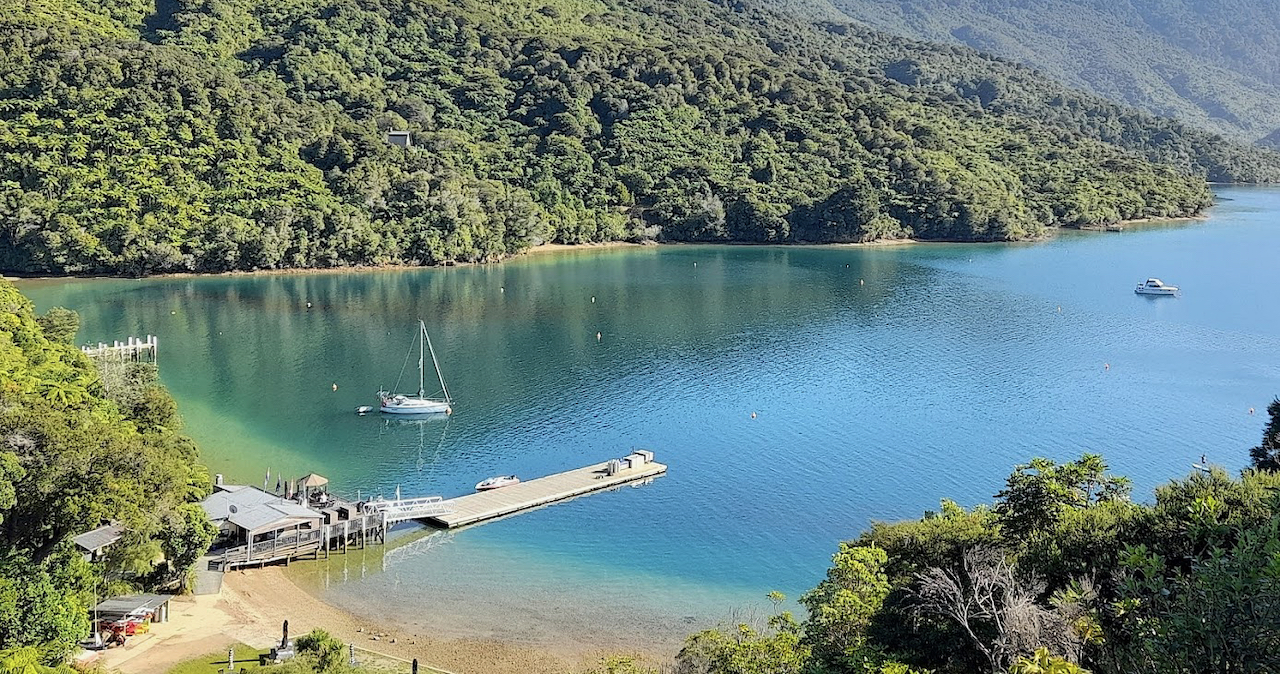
81, 335, 158, 363
363, 495, 451, 525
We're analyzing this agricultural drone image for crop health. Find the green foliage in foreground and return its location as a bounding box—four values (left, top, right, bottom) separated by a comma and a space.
677, 447, 1280, 674
4, 0, 1272, 274
0, 646, 75, 674
0, 279, 213, 662
1249, 398, 1280, 471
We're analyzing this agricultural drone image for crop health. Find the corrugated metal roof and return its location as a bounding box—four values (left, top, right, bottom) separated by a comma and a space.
94, 594, 172, 617
202, 486, 322, 532
73, 524, 124, 552
201, 486, 285, 522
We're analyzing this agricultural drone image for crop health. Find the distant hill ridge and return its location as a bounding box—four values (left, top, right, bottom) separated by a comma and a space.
0, 0, 1277, 275
803, 0, 1280, 143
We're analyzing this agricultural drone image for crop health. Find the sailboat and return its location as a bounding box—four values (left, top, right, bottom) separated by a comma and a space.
378, 320, 453, 415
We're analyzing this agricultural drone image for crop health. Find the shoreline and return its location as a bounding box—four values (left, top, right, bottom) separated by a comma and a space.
96, 566, 660, 674
2, 212, 1205, 283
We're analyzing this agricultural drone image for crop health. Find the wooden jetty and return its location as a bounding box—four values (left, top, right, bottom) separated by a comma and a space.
207, 453, 664, 570
81, 335, 157, 363
426, 454, 667, 529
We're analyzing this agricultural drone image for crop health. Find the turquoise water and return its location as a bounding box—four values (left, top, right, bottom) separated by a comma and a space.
16, 186, 1280, 654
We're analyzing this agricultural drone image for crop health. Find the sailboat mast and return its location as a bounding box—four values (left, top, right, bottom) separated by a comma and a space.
418, 320, 426, 398
423, 323, 451, 404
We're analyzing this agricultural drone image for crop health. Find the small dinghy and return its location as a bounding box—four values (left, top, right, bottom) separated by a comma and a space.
355, 405, 375, 415
475, 475, 520, 491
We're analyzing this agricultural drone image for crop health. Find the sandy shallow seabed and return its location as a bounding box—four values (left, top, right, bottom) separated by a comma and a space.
97, 568, 658, 674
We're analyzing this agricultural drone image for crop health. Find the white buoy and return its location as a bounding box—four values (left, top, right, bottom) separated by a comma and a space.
332, 383, 338, 392
596, 332, 602, 341
500, 287, 505, 293
591, 296, 595, 303
306, 302, 312, 308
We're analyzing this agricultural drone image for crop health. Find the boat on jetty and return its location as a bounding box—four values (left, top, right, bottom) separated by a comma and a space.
379, 320, 453, 415
475, 475, 520, 491
1135, 278, 1179, 296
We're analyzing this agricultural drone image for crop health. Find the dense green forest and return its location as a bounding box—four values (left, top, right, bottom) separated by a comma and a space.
804, 0, 1280, 143
2, 0, 1277, 275
668, 405, 1280, 674
0, 279, 214, 664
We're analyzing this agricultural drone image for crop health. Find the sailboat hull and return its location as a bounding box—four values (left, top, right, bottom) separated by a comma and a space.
380, 398, 451, 414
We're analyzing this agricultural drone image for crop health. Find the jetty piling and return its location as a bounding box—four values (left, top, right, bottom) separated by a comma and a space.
81, 335, 158, 364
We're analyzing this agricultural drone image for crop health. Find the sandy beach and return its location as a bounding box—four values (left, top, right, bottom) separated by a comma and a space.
95, 568, 657, 674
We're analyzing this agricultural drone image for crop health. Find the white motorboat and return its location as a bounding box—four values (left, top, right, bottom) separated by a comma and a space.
1135, 278, 1179, 296
379, 320, 453, 415
475, 475, 519, 491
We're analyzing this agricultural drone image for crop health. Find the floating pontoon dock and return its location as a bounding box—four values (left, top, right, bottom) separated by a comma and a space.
426, 454, 667, 529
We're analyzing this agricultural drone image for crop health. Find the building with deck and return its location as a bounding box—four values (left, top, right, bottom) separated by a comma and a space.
201, 485, 324, 568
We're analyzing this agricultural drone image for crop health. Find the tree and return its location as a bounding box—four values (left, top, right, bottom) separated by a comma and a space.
995, 455, 1131, 539
1008, 648, 1089, 674
676, 611, 810, 674
584, 655, 659, 674
1249, 397, 1280, 471
157, 504, 218, 590
34, 309, 78, 346
912, 548, 1083, 673
295, 629, 347, 673
801, 544, 891, 669
1110, 512, 1280, 673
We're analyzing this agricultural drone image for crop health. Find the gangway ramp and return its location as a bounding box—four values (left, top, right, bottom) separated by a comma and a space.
364, 495, 451, 525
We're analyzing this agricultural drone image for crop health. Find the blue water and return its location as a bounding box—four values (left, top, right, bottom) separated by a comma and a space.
16, 186, 1280, 654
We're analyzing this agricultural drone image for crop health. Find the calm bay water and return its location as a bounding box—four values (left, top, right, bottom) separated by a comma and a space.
16, 186, 1280, 655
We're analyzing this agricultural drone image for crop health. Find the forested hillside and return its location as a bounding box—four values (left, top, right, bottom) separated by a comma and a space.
0, 0, 1276, 274
807, 0, 1280, 142
0, 279, 214, 662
